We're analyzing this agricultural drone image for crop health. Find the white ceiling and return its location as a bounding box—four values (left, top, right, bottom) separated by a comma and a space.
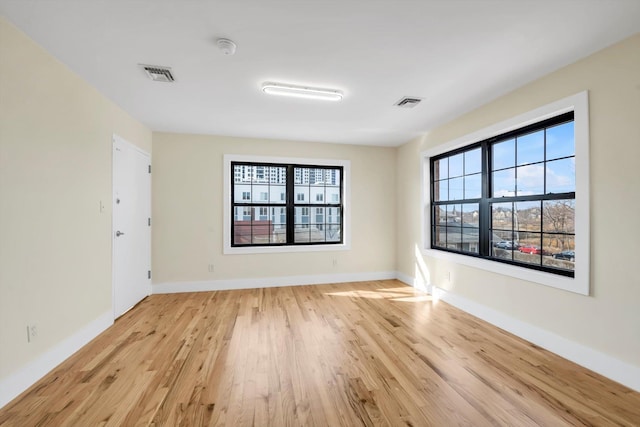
2, 1, 639, 147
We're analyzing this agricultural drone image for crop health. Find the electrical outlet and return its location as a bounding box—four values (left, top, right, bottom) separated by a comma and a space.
27, 324, 38, 343
208, 264, 215, 273
332, 258, 338, 267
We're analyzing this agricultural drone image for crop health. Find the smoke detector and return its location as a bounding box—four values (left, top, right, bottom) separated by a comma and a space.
395, 97, 423, 108
140, 65, 175, 82
217, 38, 237, 55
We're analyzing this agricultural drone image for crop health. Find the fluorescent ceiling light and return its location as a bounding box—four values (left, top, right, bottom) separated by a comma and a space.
262, 82, 343, 101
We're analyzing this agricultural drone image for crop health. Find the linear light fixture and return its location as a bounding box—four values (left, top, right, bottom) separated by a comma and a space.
262, 82, 343, 101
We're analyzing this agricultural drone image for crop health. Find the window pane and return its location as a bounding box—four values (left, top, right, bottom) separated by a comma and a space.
462, 203, 479, 227
543, 200, 575, 233
294, 207, 309, 225
492, 202, 513, 230
308, 168, 326, 184
464, 148, 482, 174
464, 173, 481, 199
449, 153, 464, 178
517, 130, 544, 166
515, 231, 542, 266
462, 227, 479, 253
436, 180, 448, 202
546, 158, 575, 194
492, 229, 514, 260
252, 206, 272, 222
434, 206, 445, 226
516, 164, 544, 196
492, 138, 515, 170
446, 204, 462, 226
326, 187, 340, 204
449, 177, 464, 200
234, 226, 252, 245
312, 207, 324, 224
491, 229, 513, 249
270, 185, 286, 203
234, 184, 252, 202
543, 234, 575, 270
270, 207, 286, 225
326, 225, 341, 242
252, 185, 269, 202
310, 187, 325, 204
327, 207, 341, 224
269, 166, 286, 184
546, 122, 574, 160
310, 227, 326, 242
433, 226, 444, 247
329, 169, 340, 187
446, 227, 462, 249
252, 223, 271, 244
435, 158, 448, 180
294, 225, 310, 243
234, 207, 252, 222
517, 246, 541, 265
493, 168, 515, 197
294, 186, 309, 203
515, 201, 541, 232
294, 168, 308, 184
272, 228, 286, 244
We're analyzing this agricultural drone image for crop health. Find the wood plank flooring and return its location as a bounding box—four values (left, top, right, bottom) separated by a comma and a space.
1, 280, 638, 426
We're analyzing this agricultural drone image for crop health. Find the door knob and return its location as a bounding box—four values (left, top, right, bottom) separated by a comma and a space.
116, 231, 125, 237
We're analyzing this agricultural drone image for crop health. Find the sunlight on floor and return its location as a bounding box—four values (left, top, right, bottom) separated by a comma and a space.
325, 286, 433, 303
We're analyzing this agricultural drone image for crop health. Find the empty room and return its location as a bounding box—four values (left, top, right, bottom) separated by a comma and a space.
1, 1, 639, 425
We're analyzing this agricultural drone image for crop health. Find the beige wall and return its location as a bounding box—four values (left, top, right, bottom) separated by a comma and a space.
396, 34, 640, 366
152, 133, 396, 284
0, 18, 151, 380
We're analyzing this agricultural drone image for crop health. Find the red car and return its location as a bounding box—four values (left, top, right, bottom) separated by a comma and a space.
519, 245, 548, 255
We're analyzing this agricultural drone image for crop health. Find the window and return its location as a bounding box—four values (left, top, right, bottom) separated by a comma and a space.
432, 112, 575, 277
230, 161, 344, 248
422, 92, 589, 295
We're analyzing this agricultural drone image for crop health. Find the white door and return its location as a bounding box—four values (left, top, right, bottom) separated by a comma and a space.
112, 134, 151, 318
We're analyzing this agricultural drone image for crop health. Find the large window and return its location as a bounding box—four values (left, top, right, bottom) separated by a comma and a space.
230, 161, 343, 247
422, 92, 589, 295
432, 112, 575, 276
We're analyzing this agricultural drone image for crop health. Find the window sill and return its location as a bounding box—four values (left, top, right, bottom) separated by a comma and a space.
224, 242, 351, 255
422, 247, 588, 295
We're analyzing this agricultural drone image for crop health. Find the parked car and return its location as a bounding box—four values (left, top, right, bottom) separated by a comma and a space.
495, 241, 519, 250
553, 250, 575, 261
519, 245, 549, 255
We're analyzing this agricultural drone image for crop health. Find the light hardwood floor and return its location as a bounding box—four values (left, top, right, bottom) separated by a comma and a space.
1, 280, 638, 426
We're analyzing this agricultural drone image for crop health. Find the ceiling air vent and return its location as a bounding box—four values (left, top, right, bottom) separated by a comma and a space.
140, 64, 175, 82
395, 97, 423, 108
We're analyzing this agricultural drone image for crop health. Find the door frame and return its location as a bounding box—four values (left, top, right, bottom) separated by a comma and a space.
111, 133, 152, 320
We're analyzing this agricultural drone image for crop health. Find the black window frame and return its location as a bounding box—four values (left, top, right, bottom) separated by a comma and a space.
430, 111, 575, 277
231, 161, 344, 247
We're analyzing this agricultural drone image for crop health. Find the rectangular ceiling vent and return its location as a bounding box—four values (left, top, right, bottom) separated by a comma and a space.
140, 64, 175, 82
395, 97, 423, 108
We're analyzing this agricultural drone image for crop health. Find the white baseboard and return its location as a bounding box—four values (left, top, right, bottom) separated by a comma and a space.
395, 272, 432, 293
0, 311, 113, 409
152, 271, 397, 294
426, 285, 640, 392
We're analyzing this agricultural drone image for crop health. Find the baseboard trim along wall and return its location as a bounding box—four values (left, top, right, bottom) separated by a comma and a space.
395, 276, 640, 393
0, 311, 113, 409
152, 271, 398, 294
